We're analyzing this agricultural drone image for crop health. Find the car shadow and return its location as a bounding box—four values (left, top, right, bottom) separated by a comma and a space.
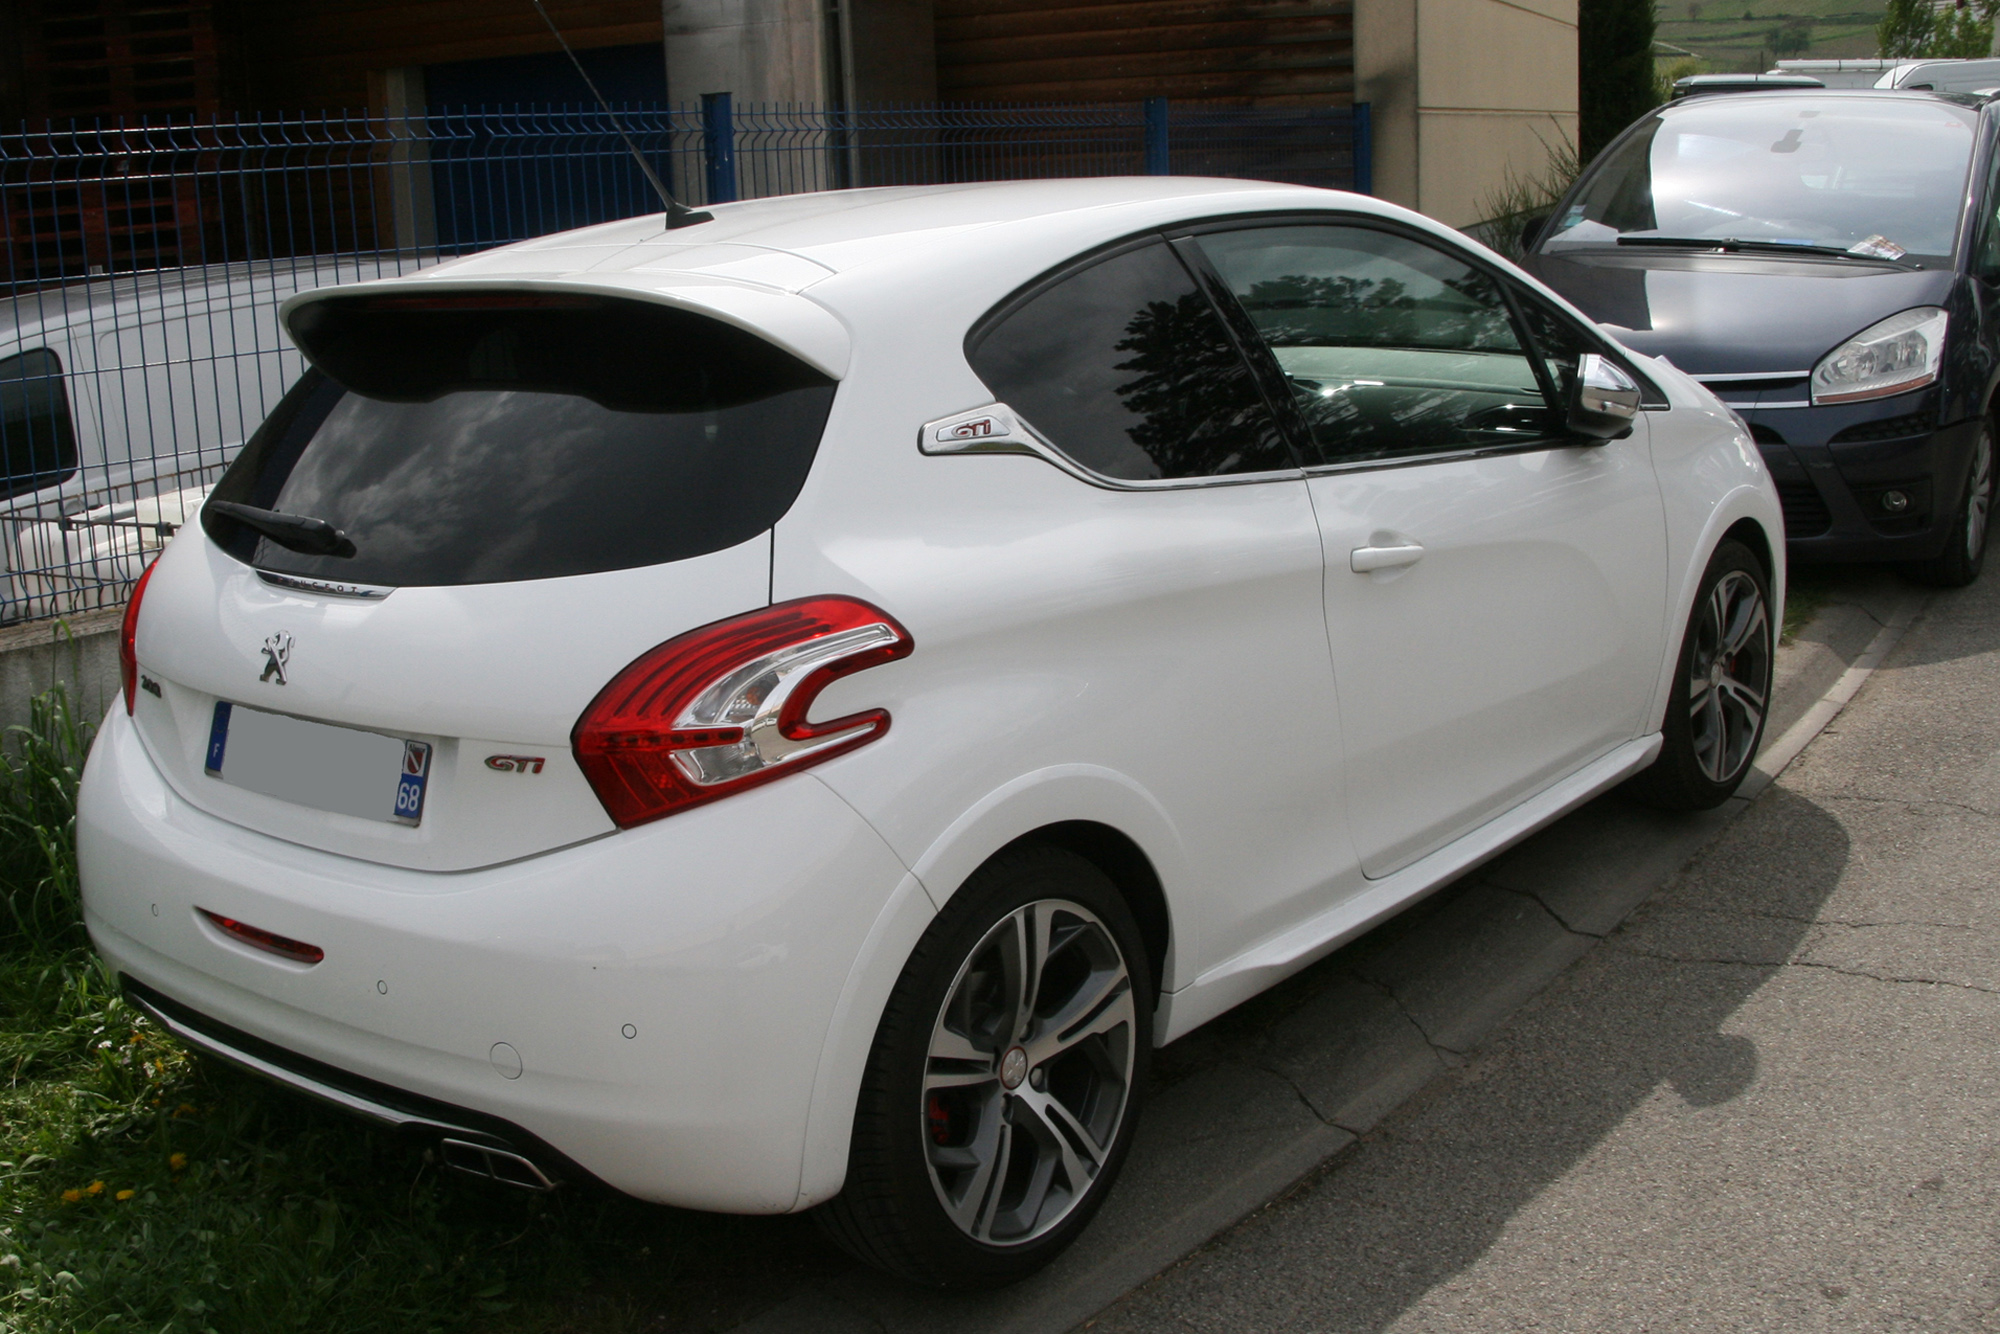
1075, 783, 1852, 1332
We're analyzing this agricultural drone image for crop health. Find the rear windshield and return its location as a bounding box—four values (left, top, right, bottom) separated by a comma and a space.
202, 294, 836, 587
1540, 96, 1976, 262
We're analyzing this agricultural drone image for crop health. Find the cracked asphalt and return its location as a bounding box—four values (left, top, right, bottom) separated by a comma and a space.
1082, 568, 2000, 1334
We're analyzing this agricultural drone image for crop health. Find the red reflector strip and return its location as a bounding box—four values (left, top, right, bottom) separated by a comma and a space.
198, 909, 325, 965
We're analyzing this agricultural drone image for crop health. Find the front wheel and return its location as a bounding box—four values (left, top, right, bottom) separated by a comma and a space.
815, 844, 1151, 1286
1904, 419, 1992, 589
1624, 538, 1774, 810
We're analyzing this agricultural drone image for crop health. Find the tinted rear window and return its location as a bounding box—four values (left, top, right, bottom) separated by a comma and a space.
967, 240, 1293, 482
203, 295, 836, 587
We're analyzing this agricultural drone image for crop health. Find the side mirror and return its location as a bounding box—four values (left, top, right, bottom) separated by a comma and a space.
1567, 353, 1641, 440
1519, 213, 1549, 255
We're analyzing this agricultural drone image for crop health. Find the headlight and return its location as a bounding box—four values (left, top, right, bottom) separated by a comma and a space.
1810, 307, 1947, 405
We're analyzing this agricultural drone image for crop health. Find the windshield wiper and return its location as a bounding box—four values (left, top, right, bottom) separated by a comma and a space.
209, 500, 357, 558
1615, 235, 1917, 267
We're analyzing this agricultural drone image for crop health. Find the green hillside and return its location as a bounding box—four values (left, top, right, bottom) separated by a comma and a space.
1654, 0, 1888, 74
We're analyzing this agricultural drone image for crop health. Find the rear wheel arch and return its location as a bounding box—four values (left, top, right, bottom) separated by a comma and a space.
994, 821, 1171, 1005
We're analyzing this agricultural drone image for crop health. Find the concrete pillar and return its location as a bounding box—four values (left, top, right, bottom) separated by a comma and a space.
371, 67, 437, 256
1355, 0, 1579, 225
661, 0, 935, 104
1354, 0, 1419, 209
662, 0, 832, 103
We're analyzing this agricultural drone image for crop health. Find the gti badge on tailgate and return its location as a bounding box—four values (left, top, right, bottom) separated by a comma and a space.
259, 631, 293, 685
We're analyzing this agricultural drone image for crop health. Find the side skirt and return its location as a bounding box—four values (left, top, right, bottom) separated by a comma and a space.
1155, 734, 1664, 1044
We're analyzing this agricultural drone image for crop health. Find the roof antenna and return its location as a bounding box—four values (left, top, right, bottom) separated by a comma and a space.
526, 0, 712, 228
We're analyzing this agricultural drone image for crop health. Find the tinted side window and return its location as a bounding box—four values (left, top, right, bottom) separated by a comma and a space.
1195, 225, 1559, 465
203, 298, 837, 588
968, 240, 1293, 481
0, 350, 80, 500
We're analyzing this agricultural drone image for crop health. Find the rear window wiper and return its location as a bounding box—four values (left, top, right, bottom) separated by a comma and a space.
1615, 235, 1917, 268
208, 501, 357, 558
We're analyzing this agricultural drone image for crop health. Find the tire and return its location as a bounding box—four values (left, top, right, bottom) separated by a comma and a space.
1904, 419, 1993, 589
814, 843, 1152, 1287
1624, 538, 1774, 811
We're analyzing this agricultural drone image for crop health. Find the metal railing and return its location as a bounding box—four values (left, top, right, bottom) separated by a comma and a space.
0, 100, 1370, 625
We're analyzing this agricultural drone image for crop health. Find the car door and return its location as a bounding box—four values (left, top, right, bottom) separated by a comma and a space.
1189, 220, 1669, 878
927, 234, 1358, 971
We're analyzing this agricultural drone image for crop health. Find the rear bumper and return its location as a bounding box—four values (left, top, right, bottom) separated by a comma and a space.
79, 706, 916, 1213
125, 976, 579, 1190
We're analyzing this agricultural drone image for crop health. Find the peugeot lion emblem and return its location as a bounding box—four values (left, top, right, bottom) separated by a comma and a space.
259, 631, 293, 685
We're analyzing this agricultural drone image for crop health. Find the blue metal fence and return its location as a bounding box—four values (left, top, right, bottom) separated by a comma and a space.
0, 101, 1369, 625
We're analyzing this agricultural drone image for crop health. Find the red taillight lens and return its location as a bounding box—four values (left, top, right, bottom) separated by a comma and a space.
572, 596, 913, 828
120, 559, 159, 715
198, 908, 325, 964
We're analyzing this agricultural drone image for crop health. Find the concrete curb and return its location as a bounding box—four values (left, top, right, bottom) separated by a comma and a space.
731, 578, 1933, 1334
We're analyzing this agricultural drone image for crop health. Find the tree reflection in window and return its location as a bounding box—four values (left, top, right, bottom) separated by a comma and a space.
969, 240, 1291, 481
1197, 226, 1554, 464
1111, 289, 1292, 479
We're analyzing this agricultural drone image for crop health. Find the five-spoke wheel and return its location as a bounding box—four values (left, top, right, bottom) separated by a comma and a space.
816, 845, 1151, 1286
922, 898, 1137, 1246
1626, 538, 1774, 810
1686, 568, 1770, 786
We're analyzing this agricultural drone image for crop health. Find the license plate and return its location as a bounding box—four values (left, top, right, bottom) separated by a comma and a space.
204, 701, 432, 826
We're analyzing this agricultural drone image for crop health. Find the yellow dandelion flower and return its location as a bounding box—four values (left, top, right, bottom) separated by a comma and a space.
128, 1032, 144, 1045
169, 1153, 187, 1171
115, 1189, 134, 1201
60, 1189, 81, 1203
173, 1104, 196, 1118
85, 1180, 104, 1195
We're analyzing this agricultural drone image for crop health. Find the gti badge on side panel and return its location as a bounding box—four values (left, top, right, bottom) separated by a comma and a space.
259, 631, 293, 685
919, 404, 1028, 456
486, 755, 546, 774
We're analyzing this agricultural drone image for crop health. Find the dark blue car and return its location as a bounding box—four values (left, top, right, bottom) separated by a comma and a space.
1524, 89, 1995, 585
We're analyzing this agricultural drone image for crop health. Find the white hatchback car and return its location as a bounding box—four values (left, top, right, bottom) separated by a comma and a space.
78, 178, 1781, 1285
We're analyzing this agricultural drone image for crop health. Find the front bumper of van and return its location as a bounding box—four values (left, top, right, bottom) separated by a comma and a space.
79, 705, 916, 1213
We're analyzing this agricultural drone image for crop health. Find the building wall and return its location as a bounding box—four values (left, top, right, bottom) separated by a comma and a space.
935, 0, 1354, 106
224, 0, 663, 112
1361, 0, 1577, 223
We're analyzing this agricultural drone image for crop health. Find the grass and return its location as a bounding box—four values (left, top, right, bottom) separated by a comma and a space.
0, 690, 739, 1333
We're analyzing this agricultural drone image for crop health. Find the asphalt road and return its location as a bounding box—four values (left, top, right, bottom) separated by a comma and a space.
1083, 567, 2000, 1334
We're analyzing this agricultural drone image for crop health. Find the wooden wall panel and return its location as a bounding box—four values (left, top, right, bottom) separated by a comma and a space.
936, 0, 1353, 106
224, 0, 663, 113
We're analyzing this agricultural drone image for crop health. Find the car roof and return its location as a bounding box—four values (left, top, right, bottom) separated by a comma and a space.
398, 177, 1387, 289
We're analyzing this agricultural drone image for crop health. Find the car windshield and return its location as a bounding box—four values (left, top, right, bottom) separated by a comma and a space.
1541, 96, 1976, 262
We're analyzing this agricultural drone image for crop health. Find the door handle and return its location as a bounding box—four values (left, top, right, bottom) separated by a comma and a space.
1350, 542, 1425, 573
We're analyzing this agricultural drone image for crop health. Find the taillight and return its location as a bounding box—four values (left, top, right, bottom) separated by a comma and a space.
120, 559, 159, 715
572, 596, 913, 828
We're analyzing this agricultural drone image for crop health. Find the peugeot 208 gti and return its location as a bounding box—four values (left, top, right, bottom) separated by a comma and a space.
80, 178, 1782, 1285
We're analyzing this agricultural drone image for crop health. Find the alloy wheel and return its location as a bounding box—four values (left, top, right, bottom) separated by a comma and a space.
921, 898, 1137, 1246
1687, 569, 1771, 785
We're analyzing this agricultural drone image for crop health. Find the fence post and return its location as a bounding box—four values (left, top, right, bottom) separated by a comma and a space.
1143, 97, 1170, 175
703, 92, 737, 204
1350, 101, 1372, 195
